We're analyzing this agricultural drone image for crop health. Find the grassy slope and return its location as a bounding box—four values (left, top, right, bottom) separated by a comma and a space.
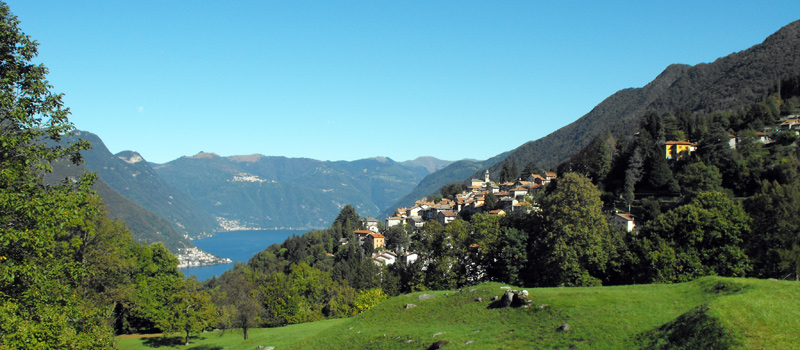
118, 277, 799, 349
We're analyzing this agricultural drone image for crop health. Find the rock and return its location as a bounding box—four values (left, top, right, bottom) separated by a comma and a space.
500, 286, 511, 289
464, 340, 474, 345
433, 332, 445, 337
559, 323, 571, 332
472, 329, 481, 333
538, 304, 549, 309
429, 340, 450, 349
475, 297, 482, 302
501, 290, 515, 307
417, 294, 436, 300
405, 303, 417, 309
469, 288, 477, 292
406, 339, 414, 343
768, 278, 778, 281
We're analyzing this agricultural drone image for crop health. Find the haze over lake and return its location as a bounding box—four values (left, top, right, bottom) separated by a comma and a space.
180, 229, 303, 281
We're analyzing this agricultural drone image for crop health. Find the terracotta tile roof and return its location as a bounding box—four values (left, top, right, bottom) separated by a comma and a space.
616, 213, 634, 221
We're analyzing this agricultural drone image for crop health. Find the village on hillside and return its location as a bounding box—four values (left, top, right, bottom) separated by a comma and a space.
354, 113, 800, 267
349, 169, 567, 266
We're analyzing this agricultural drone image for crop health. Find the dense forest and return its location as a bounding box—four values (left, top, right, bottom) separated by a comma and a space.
4, 1, 800, 347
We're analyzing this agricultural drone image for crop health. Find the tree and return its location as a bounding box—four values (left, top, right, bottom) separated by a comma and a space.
533, 173, 611, 287
441, 182, 467, 199
332, 204, 360, 236
623, 147, 644, 210
634, 192, 751, 283
385, 224, 410, 252
159, 278, 217, 345
744, 181, 800, 279
218, 264, 263, 340
484, 192, 498, 211
0, 3, 112, 347
676, 161, 723, 199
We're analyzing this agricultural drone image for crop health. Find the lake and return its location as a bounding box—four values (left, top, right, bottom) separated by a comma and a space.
179, 229, 304, 281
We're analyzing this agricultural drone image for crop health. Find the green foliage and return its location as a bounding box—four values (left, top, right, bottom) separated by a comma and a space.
439, 181, 467, 199
354, 288, 387, 313
634, 192, 751, 283
533, 173, 611, 286
744, 181, 800, 279
0, 3, 115, 347
158, 278, 217, 345
676, 161, 723, 199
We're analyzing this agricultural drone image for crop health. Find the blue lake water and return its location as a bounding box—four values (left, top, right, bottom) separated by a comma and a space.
179, 229, 304, 281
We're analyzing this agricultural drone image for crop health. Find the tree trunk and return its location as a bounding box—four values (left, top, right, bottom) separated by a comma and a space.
243, 326, 249, 340
185, 329, 190, 345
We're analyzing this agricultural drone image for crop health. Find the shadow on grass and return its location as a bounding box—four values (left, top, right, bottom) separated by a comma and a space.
141, 335, 222, 350
634, 304, 736, 350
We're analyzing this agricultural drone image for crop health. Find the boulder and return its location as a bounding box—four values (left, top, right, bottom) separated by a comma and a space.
417, 294, 436, 300
501, 290, 515, 307
558, 323, 571, 332
405, 303, 417, 309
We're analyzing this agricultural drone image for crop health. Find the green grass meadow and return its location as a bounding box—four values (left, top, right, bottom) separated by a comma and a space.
118, 277, 800, 349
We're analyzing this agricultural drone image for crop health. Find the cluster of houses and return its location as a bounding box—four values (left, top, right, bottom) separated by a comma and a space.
382, 169, 558, 230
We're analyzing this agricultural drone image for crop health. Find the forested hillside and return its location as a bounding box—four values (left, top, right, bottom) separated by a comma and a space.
54, 131, 221, 239
469, 19, 800, 180
46, 160, 193, 252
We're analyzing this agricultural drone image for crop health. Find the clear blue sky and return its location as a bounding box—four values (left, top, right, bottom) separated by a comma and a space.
7, 1, 800, 164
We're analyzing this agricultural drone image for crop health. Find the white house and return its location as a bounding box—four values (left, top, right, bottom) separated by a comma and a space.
614, 213, 635, 232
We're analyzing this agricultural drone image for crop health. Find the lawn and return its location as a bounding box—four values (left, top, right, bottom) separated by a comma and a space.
118, 277, 800, 349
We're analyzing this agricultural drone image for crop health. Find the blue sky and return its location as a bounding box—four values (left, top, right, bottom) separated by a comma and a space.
7, 1, 800, 164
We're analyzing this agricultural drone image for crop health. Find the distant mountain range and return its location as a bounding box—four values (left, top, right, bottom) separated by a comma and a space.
152, 153, 441, 230
50, 132, 454, 246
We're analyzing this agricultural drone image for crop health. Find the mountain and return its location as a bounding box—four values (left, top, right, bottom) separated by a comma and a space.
470, 19, 800, 178
46, 160, 193, 252
60, 131, 221, 239
400, 156, 453, 174
153, 153, 427, 229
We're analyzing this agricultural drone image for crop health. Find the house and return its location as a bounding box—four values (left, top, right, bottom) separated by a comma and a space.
385, 216, 403, 228
756, 131, 771, 144
406, 216, 425, 228
361, 217, 379, 230
367, 232, 385, 250
354, 230, 372, 245
780, 118, 800, 132
665, 141, 697, 159
372, 250, 397, 265
401, 251, 419, 265
614, 213, 635, 232
509, 186, 528, 199
728, 134, 737, 149
437, 210, 458, 225
488, 209, 506, 216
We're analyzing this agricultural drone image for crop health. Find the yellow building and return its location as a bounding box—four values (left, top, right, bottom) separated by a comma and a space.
367, 232, 385, 251
665, 141, 696, 159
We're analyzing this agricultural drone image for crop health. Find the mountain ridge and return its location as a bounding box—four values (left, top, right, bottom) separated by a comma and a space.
464, 19, 800, 181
